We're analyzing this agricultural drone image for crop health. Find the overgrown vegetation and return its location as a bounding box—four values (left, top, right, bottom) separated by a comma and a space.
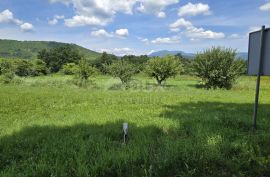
193, 47, 246, 89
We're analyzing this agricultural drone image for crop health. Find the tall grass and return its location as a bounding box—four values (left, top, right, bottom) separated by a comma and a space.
0, 75, 270, 176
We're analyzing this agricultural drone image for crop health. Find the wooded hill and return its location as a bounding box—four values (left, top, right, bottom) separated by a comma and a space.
0, 39, 101, 60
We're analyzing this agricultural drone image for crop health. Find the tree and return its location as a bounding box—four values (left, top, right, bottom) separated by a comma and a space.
31, 59, 48, 76
12, 59, 34, 77
192, 47, 243, 89
92, 52, 117, 74
61, 63, 79, 75
78, 58, 96, 81
121, 55, 149, 73
145, 56, 181, 85
38, 45, 82, 73
108, 60, 136, 84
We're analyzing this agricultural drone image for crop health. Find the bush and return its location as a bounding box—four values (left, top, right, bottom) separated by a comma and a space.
12, 59, 34, 77
31, 59, 48, 76
145, 55, 181, 85
108, 60, 136, 84
0, 59, 13, 75
1, 71, 15, 84
61, 63, 79, 75
193, 47, 243, 89
74, 58, 97, 87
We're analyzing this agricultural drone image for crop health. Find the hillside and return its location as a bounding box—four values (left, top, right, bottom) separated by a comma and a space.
0, 39, 101, 60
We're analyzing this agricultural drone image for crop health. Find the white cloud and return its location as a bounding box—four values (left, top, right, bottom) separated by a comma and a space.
65, 15, 110, 27
137, 0, 179, 17
51, 0, 179, 27
184, 26, 225, 39
48, 15, 65, 25
0, 9, 23, 25
169, 18, 192, 29
0, 9, 34, 32
101, 48, 135, 56
91, 29, 113, 37
91, 28, 129, 38
178, 3, 211, 17
20, 23, 34, 32
157, 11, 166, 18
260, 2, 270, 11
169, 18, 225, 39
115, 28, 129, 37
151, 36, 180, 44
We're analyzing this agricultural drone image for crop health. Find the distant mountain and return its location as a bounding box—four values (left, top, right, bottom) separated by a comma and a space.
149, 50, 248, 60
0, 39, 101, 60
149, 50, 195, 59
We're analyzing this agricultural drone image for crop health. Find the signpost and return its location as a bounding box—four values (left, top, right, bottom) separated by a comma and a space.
248, 26, 270, 129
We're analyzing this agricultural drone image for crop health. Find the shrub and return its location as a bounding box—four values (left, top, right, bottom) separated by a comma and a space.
61, 63, 79, 75
0, 59, 13, 75
193, 47, 243, 89
74, 58, 97, 87
12, 59, 34, 77
145, 55, 181, 85
31, 59, 48, 76
1, 71, 15, 84
108, 60, 136, 84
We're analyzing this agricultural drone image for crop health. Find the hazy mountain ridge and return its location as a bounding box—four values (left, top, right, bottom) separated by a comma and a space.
149, 50, 248, 60
0, 39, 101, 60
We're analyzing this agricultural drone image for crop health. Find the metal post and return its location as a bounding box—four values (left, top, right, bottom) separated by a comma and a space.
253, 25, 266, 130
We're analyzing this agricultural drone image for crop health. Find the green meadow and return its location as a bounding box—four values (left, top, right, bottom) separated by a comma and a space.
1, 75, 270, 177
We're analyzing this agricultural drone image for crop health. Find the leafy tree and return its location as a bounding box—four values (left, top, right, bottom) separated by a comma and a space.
38, 46, 82, 73
121, 55, 149, 73
175, 53, 193, 75
12, 59, 34, 77
108, 60, 136, 84
0, 59, 13, 75
92, 52, 117, 74
234, 58, 247, 75
145, 55, 181, 85
0, 59, 15, 83
193, 47, 243, 89
61, 63, 79, 75
31, 59, 48, 76
78, 58, 97, 81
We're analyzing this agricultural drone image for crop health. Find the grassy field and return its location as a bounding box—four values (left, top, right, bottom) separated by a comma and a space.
0, 75, 270, 177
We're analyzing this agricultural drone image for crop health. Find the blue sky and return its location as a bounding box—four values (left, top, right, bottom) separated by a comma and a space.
0, 0, 270, 55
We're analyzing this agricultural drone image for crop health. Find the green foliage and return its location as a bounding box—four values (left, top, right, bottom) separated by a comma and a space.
73, 59, 97, 87
0, 39, 100, 60
92, 52, 118, 74
193, 47, 243, 89
121, 55, 150, 73
12, 59, 34, 77
234, 58, 247, 75
31, 59, 48, 76
145, 55, 181, 85
0, 71, 15, 84
61, 63, 79, 75
0, 59, 13, 75
38, 45, 82, 73
175, 53, 193, 75
108, 60, 136, 84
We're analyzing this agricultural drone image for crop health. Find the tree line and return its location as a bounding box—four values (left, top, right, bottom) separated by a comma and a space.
0, 45, 247, 89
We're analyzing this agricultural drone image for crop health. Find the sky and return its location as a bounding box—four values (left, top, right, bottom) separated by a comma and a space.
0, 0, 270, 56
